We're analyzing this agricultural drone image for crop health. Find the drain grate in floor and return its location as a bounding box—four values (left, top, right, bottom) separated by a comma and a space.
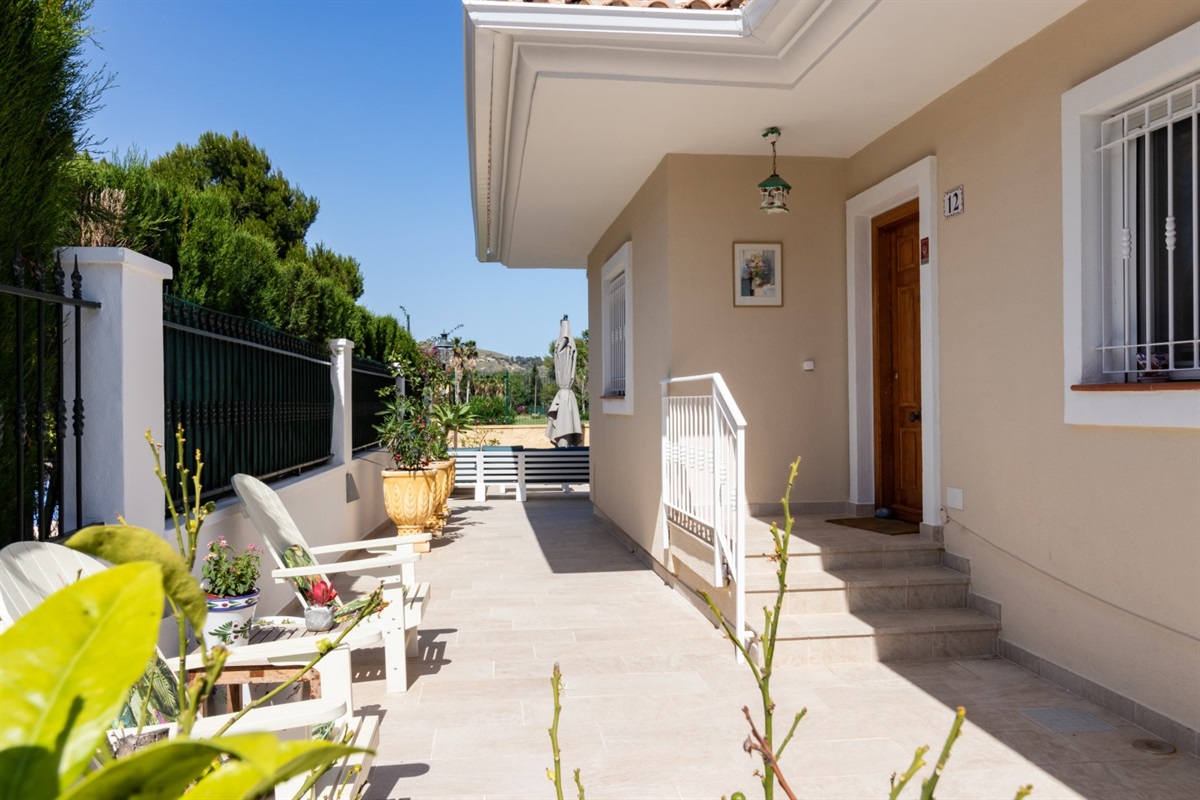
1020, 707, 1114, 733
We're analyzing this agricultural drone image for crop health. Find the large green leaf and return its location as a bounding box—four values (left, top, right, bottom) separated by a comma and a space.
0, 563, 163, 800
67, 525, 208, 635
56, 738, 227, 800
187, 734, 367, 800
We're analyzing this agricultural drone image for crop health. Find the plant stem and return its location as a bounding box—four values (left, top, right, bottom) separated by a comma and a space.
700, 457, 802, 800
549, 663, 565, 800
919, 706, 965, 800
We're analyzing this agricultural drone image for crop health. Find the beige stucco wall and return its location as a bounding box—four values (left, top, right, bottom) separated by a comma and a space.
847, 0, 1200, 730
588, 155, 849, 558
588, 161, 672, 556
665, 154, 849, 507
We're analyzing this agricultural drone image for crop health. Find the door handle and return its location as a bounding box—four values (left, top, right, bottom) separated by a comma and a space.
908, 410, 922, 423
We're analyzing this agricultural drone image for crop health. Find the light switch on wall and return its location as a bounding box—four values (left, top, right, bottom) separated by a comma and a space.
945, 486, 964, 510
802, 360, 815, 371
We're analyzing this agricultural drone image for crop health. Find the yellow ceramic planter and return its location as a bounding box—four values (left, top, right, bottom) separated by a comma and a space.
382, 467, 440, 536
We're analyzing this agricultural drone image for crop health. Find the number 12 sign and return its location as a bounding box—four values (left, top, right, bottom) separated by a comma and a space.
943, 185, 964, 218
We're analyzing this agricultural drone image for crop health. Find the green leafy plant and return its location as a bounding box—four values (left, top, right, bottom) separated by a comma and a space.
0, 561, 368, 800
0, 425, 389, 798
201, 536, 263, 597
466, 395, 507, 425
374, 394, 447, 470
430, 401, 479, 449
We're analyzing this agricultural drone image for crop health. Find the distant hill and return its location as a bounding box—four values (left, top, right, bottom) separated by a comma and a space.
474, 349, 542, 374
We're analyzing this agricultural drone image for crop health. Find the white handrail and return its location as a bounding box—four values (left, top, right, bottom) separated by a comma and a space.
661, 373, 747, 658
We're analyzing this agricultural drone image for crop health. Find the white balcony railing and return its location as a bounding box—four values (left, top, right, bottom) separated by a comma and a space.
661, 373, 747, 656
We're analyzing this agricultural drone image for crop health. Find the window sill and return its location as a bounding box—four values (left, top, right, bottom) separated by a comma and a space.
1071, 381, 1200, 392
600, 394, 626, 400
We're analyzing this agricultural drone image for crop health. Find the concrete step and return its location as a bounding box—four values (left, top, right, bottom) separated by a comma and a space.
746, 566, 969, 614
765, 608, 999, 666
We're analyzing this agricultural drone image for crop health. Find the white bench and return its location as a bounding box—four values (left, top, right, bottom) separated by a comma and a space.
451, 446, 589, 501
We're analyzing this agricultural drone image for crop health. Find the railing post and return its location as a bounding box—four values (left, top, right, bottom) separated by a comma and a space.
661, 379, 670, 560
328, 339, 354, 467
59, 247, 172, 532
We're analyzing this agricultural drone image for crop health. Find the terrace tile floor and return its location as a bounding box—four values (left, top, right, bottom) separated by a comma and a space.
349, 492, 1200, 800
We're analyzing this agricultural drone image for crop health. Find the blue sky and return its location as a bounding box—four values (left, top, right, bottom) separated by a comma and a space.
83, 0, 587, 358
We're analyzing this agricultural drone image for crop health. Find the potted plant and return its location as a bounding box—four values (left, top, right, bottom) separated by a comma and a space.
200, 536, 263, 649
304, 580, 339, 632
429, 402, 479, 527
377, 344, 460, 539
376, 393, 446, 538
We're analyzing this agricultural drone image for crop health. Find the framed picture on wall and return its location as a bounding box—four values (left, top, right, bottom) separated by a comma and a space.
733, 242, 782, 307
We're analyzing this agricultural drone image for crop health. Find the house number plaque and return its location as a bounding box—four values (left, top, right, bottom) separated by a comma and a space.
943, 185, 964, 218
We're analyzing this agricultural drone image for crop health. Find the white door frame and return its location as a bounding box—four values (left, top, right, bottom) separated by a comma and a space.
845, 156, 942, 531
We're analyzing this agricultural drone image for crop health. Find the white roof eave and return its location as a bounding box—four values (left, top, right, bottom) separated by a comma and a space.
464, 0, 759, 40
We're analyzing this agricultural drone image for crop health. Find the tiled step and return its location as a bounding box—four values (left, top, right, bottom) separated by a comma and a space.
766, 608, 999, 665
746, 566, 970, 614
744, 535, 942, 575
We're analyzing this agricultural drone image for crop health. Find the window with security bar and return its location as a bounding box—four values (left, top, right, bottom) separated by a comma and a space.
1099, 76, 1199, 379
605, 272, 626, 396
600, 242, 633, 414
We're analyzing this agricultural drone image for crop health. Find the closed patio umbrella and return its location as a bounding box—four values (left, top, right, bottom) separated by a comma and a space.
545, 315, 583, 448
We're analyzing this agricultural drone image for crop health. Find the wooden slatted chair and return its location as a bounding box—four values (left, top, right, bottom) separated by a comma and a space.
232, 473, 431, 693
0, 540, 378, 799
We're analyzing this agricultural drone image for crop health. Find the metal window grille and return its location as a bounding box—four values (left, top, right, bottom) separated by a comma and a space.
1098, 76, 1199, 375
605, 270, 627, 396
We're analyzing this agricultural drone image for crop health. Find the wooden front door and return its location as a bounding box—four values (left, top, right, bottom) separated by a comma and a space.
872, 200, 922, 523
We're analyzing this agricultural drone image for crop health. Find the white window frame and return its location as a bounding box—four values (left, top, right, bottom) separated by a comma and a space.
600, 241, 633, 415
1062, 21, 1200, 429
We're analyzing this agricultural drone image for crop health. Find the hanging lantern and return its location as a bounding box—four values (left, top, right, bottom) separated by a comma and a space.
757, 127, 791, 214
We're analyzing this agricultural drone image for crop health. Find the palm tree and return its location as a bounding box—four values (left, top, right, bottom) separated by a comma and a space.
463, 340, 479, 402
450, 336, 465, 403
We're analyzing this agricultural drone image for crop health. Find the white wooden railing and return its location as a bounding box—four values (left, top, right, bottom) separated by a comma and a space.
661, 373, 747, 656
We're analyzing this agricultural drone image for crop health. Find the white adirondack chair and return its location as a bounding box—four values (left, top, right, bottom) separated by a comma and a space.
0, 540, 378, 800
231, 473, 432, 693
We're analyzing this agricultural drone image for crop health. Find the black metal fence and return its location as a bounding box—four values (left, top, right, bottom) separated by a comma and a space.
352, 357, 394, 452
1, 253, 99, 546
163, 295, 333, 505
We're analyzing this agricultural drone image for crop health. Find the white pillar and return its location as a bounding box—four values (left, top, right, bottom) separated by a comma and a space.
60, 247, 172, 532
329, 339, 354, 467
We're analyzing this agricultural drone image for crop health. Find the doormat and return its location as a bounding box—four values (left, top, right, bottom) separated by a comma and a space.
826, 517, 919, 536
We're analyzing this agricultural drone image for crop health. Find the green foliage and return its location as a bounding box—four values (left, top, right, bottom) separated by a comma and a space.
67, 523, 209, 636
389, 343, 451, 404
430, 402, 478, 449
467, 395, 508, 425
64, 133, 410, 361
151, 131, 318, 257
374, 394, 447, 470
0, 0, 110, 261
0, 563, 164, 800
0, 562, 367, 800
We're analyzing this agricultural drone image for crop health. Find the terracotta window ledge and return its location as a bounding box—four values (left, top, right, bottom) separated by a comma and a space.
1071, 381, 1200, 392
